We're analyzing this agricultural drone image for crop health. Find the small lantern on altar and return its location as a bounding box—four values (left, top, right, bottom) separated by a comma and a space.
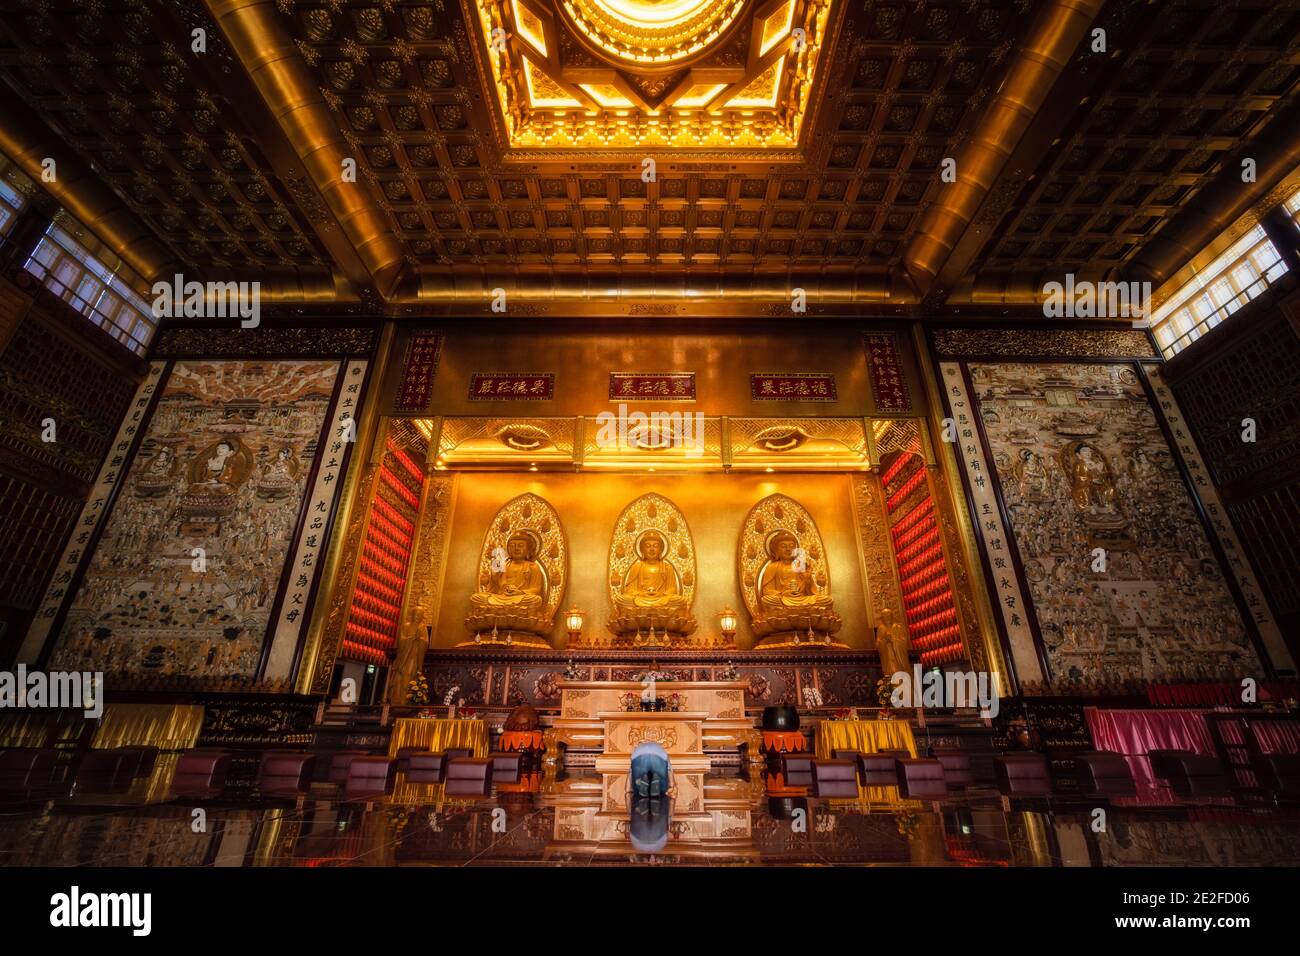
565, 607, 585, 643
718, 607, 738, 644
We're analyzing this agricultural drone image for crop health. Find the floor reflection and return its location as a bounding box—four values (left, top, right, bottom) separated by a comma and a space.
2, 766, 1299, 867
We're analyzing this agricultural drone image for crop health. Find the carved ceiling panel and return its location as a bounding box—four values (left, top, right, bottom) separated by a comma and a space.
0, 0, 1296, 305
276, 0, 1027, 271
972, 0, 1300, 275
0, 0, 332, 274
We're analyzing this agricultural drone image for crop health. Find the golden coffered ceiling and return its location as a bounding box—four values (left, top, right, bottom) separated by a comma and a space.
0, 0, 1297, 312
471, 0, 835, 152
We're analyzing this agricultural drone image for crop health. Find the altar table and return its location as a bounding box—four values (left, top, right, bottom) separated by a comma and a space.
554, 680, 752, 753
388, 718, 488, 758
815, 719, 917, 759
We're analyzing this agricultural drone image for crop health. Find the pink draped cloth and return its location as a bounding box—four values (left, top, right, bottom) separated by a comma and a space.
1084, 707, 1215, 793
1252, 719, 1300, 754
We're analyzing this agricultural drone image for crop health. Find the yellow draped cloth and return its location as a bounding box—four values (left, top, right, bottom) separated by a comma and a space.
90, 704, 205, 750
0, 710, 82, 748
815, 719, 917, 760
815, 719, 919, 807
388, 718, 488, 758
0, 704, 203, 751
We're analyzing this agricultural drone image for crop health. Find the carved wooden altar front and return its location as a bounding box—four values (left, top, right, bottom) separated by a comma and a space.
553, 679, 755, 754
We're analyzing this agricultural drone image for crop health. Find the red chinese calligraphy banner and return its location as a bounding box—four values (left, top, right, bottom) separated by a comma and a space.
609, 372, 696, 401
863, 332, 911, 413
750, 372, 837, 401
468, 373, 555, 401
394, 332, 442, 412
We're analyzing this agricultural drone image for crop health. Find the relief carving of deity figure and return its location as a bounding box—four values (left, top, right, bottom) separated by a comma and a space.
1014, 448, 1052, 499
145, 445, 175, 476
1065, 443, 1120, 517
185, 438, 250, 497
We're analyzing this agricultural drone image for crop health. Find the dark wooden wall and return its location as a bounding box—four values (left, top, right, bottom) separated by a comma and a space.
1163, 280, 1300, 666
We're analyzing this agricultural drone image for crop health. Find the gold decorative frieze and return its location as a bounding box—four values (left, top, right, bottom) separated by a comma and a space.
728, 417, 868, 471
437, 417, 577, 466
581, 413, 724, 469
420, 414, 890, 471
930, 328, 1159, 360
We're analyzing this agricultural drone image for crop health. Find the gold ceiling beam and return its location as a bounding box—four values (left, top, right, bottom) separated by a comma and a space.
206, 0, 411, 301
408, 266, 919, 303
902, 0, 1106, 299
0, 95, 182, 286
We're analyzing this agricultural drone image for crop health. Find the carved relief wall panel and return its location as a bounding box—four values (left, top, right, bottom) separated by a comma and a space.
44, 359, 350, 685
962, 361, 1261, 686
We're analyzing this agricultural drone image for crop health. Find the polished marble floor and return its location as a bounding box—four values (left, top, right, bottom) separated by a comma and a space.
2, 762, 1300, 867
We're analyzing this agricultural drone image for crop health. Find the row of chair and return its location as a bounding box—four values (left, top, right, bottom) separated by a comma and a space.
1, 744, 530, 799
778, 750, 970, 799
779, 749, 1145, 800
1, 746, 160, 793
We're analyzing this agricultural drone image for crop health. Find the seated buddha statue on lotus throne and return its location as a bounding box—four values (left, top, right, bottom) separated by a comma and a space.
471, 532, 545, 612
465, 530, 552, 644
751, 530, 843, 643
609, 530, 697, 644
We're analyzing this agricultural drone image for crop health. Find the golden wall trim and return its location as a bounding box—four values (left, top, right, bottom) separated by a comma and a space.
849, 474, 905, 641
910, 324, 1010, 694
301, 323, 396, 694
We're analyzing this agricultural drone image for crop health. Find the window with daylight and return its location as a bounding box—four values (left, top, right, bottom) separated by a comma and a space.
1285, 184, 1300, 229
1150, 222, 1289, 358
0, 171, 27, 236
22, 218, 157, 356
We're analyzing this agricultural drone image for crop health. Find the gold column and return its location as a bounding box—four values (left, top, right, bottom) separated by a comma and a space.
388, 466, 458, 705
909, 324, 1011, 695
205, 0, 410, 299
299, 322, 396, 695
849, 472, 906, 642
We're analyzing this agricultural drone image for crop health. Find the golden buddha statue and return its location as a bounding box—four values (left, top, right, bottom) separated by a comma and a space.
742, 516, 843, 646
463, 494, 568, 648
470, 532, 546, 611
614, 532, 689, 613
759, 531, 835, 612
606, 496, 699, 645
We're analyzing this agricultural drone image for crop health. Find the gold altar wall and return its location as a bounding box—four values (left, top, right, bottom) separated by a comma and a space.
383, 322, 927, 418
433, 471, 873, 651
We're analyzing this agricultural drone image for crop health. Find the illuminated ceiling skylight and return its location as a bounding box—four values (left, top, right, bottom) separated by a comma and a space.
473, 0, 837, 153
